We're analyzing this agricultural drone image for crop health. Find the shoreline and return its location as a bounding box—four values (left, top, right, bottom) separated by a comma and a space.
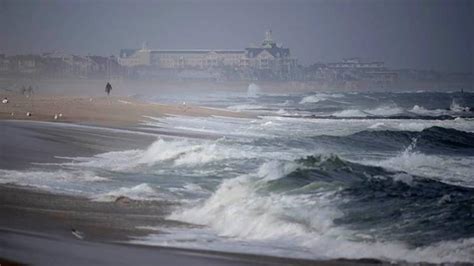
0, 118, 390, 265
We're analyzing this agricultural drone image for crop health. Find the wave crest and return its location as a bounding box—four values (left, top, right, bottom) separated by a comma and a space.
169, 154, 474, 263
93, 183, 160, 202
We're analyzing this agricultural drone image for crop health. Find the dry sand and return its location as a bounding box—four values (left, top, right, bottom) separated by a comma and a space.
0, 92, 251, 127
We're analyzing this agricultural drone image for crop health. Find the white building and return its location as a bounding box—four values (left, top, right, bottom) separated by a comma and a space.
118, 31, 297, 74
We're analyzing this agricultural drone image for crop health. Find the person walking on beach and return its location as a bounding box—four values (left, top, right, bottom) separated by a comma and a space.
105, 82, 112, 96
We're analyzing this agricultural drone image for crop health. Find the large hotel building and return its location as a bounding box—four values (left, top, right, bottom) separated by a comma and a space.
118, 31, 297, 76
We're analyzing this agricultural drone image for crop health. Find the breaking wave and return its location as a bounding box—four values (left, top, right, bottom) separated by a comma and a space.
169, 154, 474, 263
450, 99, 470, 112
300, 93, 344, 104
53, 137, 296, 172
410, 105, 447, 116
336, 126, 474, 155
93, 183, 160, 202
365, 105, 404, 116
332, 109, 368, 117
332, 105, 404, 117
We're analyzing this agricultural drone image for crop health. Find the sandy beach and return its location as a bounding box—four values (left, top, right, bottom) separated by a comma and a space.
0, 91, 251, 127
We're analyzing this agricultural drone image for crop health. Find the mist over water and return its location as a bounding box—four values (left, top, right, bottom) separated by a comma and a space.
246, 83, 261, 98
1, 89, 474, 263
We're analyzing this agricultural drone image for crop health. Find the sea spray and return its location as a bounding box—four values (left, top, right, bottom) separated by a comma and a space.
247, 83, 261, 98
450, 99, 470, 112
299, 93, 344, 104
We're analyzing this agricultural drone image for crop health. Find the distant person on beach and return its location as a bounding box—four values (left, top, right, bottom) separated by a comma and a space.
21, 86, 34, 97
105, 82, 112, 96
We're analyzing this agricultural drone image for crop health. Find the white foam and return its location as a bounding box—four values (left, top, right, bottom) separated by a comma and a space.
365, 105, 404, 116
182, 183, 208, 194
55, 139, 223, 170
93, 183, 160, 202
165, 161, 474, 263
57, 137, 298, 172
227, 104, 264, 112
410, 105, 447, 116
368, 122, 385, 129
391, 173, 414, 185
394, 119, 474, 133
332, 109, 368, 117
276, 108, 290, 116
362, 149, 474, 187
0, 169, 108, 195
332, 105, 403, 118
0, 169, 108, 185
170, 172, 341, 241
300, 93, 344, 104
142, 114, 474, 139
257, 161, 298, 181
450, 99, 470, 112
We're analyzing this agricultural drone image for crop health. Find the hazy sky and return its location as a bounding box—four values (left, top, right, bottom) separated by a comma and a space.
0, 0, 472, 72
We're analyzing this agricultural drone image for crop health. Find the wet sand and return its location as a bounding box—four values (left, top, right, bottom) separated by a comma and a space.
0, 120, 158, 170
0, 185, 385, 266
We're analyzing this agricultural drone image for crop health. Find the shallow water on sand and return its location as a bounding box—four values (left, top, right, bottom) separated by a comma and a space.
1, 90, 474, 263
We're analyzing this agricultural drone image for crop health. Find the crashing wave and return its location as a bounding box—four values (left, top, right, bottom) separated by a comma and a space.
300, 93, 344, 104
365, 105, 404, 116
450, 99, 470, 112
332, 105, 404, 118
332, 109, 368, 117
168, 154, 474, 263
410, 105, 447, 116
93, 183, 160, 202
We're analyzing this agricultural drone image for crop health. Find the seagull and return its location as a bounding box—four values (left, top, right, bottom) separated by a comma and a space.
71, 228, 84, 240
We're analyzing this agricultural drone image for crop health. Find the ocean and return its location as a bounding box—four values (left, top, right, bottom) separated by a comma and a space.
2, 86, 474, 263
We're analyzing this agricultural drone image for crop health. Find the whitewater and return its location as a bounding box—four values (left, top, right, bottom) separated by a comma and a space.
1, 88, 474, 264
